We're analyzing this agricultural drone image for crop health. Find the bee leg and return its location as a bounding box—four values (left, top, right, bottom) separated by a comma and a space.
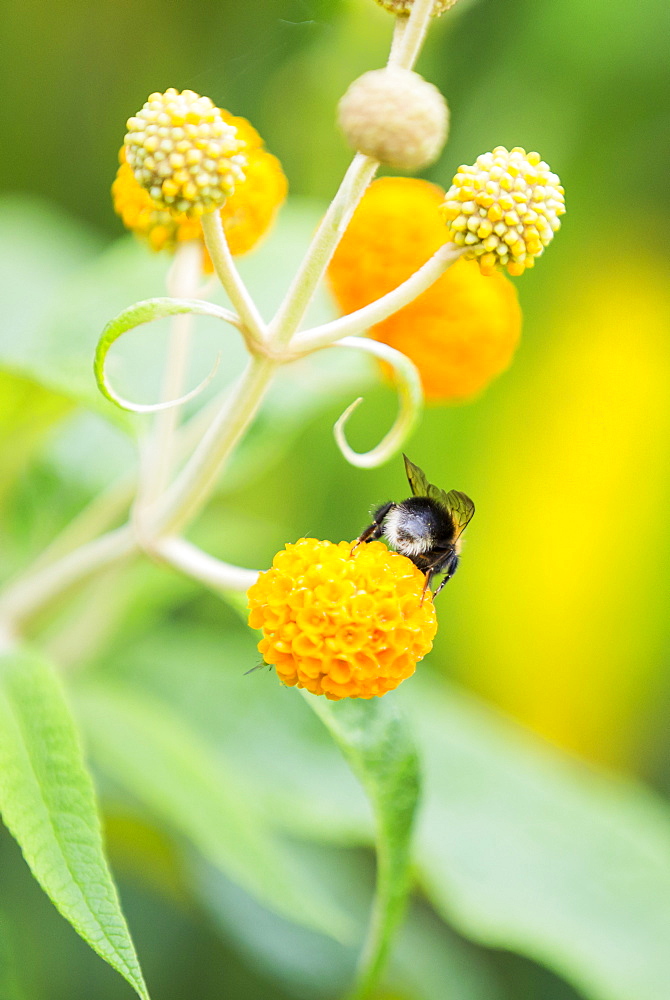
431, 575, 449, 600
351, 502, 395, 555
420, 574, 431, 604
431, 554, 459, 600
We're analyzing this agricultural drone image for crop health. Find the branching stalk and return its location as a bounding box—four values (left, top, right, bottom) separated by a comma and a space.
0, 526, 136, 632
151, 355, 278, 538
200, 211, 268, 349
268, 153, 379, 348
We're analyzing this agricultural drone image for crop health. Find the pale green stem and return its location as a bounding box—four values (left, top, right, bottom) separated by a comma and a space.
0, 526, 136, 632
387, 15, 409, 66
268, 153, 379, 348
200, 211, 268, 349
293, 243, 464, 352
26, 477, 134, 573
346, 834, 407, 1000
134, 241, 202, 519
150, 355, 278, 538
155, 537, 259, 592
387, 0, 436, 71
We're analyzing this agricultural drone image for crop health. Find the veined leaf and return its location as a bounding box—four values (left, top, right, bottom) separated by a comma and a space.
0, 648, 149, 1000
304, 693, 420, 998
406, 678, 670, 1000
75, 681, 351, 942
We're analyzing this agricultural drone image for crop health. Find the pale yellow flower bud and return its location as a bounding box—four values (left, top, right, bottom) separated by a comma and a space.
124, 88, 246, 218
441, 146, 566, 276
338, 68, 449, 171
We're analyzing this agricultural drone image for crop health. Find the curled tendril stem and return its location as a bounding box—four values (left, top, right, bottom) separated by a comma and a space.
135, 242, 203, 522
268, 152, 379, 350
332, 336, 423, 468
94, 297, 244, 414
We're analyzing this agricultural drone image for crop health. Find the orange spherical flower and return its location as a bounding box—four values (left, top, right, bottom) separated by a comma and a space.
112, 111, 287, 259
247, 538, 437, 700
112, 151, 202, 252
327, 176, 521, 402
210, 111, 288, 258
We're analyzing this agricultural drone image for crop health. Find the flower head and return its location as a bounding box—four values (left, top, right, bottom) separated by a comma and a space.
338, 69, 449, 170
373, 0, 459, 15
441, 146, 565, 276
328, 177, 521, 401
113, 112, 287, 258
124, 89, 246, 218
247, 538, 437, 700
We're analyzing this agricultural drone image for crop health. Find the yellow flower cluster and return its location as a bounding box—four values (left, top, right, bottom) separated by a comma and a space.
328, 177, 521, 401
247, 538, 437, 700
124, 89, 246, 218
441, 146, 566, 276
113, 111, 287, 260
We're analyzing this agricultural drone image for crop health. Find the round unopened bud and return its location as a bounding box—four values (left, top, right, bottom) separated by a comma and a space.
338, 68, 449, 171
373, 0, 459, 16
124, 88, 246, 218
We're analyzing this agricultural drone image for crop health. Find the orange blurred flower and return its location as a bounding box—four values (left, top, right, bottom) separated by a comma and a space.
328, 177, 522, 401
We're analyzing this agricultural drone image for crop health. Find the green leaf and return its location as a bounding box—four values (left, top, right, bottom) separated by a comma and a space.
304, 693, 420, 999
406, 678, 670, 1000
75, 681, 352, 942
0, 648, 149, 1000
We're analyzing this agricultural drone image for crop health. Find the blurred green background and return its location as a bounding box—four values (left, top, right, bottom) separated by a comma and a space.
1, 0, 670, 998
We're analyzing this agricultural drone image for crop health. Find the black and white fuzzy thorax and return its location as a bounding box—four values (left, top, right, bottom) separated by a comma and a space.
381, 497, 456, 562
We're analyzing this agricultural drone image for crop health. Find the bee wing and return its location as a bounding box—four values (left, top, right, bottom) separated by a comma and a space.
436, 488, 475, 540
404, 455, 475, 540
403, 454, 430, 496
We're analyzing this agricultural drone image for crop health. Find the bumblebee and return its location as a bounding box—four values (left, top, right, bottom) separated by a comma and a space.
353, 454, 475, 600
